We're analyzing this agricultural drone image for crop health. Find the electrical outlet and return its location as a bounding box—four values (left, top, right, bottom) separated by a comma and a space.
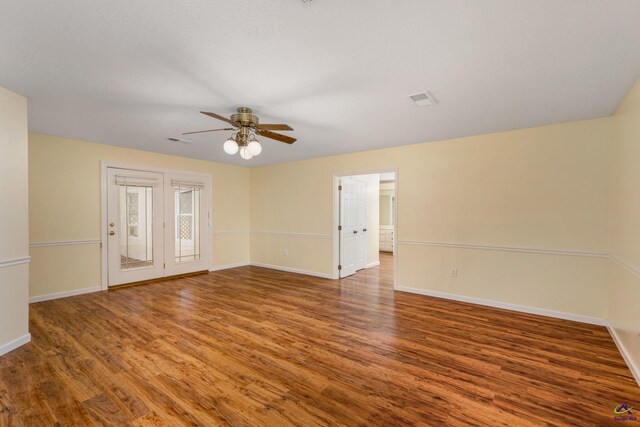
284, 249, 288, 257
450, 268, 458, 278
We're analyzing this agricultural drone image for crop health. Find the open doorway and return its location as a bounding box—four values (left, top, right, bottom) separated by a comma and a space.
332, 170, 397, 286
378, 172, 396, 283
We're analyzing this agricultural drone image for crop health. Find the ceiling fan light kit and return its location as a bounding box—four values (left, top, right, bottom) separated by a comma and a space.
239, 146, 254, 160
247, 139, 262, 156
223, 138, 239, 155
183, 107, 296, 160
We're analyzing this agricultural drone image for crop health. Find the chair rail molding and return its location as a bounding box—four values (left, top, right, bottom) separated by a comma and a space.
251, 231, 332, 240
212, 230, 250, 236
0, 256, 31, 269
610, 254, 640, 277
398, 240, 608, 258
29, 239, 101, 248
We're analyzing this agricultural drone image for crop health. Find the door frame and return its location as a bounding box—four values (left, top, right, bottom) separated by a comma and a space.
100, 161, 212, 290
331, 167, 399, 288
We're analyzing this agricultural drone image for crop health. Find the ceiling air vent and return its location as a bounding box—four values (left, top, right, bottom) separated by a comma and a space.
167, 137, 192, 144
409, 92, 437, 107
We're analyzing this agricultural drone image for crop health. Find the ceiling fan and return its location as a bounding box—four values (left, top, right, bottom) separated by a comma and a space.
183, 107, 296, 160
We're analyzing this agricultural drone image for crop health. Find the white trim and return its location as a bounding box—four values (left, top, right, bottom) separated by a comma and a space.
395, 286, 607, 326
212, 230, 250, 236
610, 255, 640, 278
29, 239, 101, 248
0, 256, 31, 268
0, 333, 31, 357
29, 286, 102, 303
398, 240, 608, 258
366, 261, 380, 268
101, 161, 108, 290
607, 323, 640, 387
250, 262, 332, 279
209, 262, 250, 271
251, 231, 331, 240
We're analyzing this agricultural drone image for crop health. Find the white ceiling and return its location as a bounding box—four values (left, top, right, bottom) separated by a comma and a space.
2, 1, 640, 167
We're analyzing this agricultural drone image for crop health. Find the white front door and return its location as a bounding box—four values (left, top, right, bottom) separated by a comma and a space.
107, 168, 164, 286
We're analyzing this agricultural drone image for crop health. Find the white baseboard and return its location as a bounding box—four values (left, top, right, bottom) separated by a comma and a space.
29, 286, 102, 304
209, 262, 250, 272
395, 286, 607, 326
607, 323, 640, 387
250, 262, 332, 279
0, 333, 31, 357
366, 261, 380, 268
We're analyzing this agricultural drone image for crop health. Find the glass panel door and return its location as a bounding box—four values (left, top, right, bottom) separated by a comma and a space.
175, 186, 201, 263
120, 186, 154, 270
107, 168, 164, 286
164, 174, 210, 277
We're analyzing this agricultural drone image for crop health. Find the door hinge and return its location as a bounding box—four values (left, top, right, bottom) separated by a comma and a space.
163, 262, 165, 269
338, 225, 342, 231
338, 265, 342, 271
338, 185, 342, 191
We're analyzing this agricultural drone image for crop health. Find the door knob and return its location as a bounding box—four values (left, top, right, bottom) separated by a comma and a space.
109, 222, 115, 227
109, 231, 115, 236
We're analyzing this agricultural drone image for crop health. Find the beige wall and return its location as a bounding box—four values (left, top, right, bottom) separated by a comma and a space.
251, 117, 611, 319
608, 78, 640, 381
29, 134, 250, 299
0, 86, 30, 353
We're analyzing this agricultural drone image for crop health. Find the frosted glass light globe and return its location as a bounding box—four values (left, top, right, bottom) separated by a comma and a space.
239, 146, 254, 160
247, 140, 262, 156
223, 139, 239, 155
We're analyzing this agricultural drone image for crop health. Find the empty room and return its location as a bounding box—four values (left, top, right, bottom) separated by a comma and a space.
1, 1, 640, 425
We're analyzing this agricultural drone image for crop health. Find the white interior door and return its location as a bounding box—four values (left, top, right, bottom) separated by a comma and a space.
107, 168, 164, 286
339, 177, 357, 278
355, 179, 367, 271
164, 174, 211, 276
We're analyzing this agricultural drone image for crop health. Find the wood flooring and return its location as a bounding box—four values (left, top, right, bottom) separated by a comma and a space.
1, 253, 639, 426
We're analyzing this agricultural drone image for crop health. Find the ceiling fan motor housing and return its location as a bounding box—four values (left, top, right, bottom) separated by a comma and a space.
231, 107, 259, 127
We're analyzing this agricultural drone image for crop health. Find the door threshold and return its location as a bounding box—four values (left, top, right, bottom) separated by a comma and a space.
108, 270, 209, 290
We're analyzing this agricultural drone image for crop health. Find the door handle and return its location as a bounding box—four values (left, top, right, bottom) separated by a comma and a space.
109, 231, 115, 236
363, 228, 367, 232
353, 230, 358, 234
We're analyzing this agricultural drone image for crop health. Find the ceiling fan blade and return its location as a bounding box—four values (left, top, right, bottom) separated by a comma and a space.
257, 129, 297, 144
255, 124, 293, 131
201, 111, 235, 125
182, 128, 235, 135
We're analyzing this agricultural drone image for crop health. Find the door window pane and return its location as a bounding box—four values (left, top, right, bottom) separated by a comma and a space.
119, 186, 154, 270
175, 187, 201, 263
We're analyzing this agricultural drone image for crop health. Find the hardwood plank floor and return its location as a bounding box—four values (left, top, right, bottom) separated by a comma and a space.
1, 253, 639, 426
